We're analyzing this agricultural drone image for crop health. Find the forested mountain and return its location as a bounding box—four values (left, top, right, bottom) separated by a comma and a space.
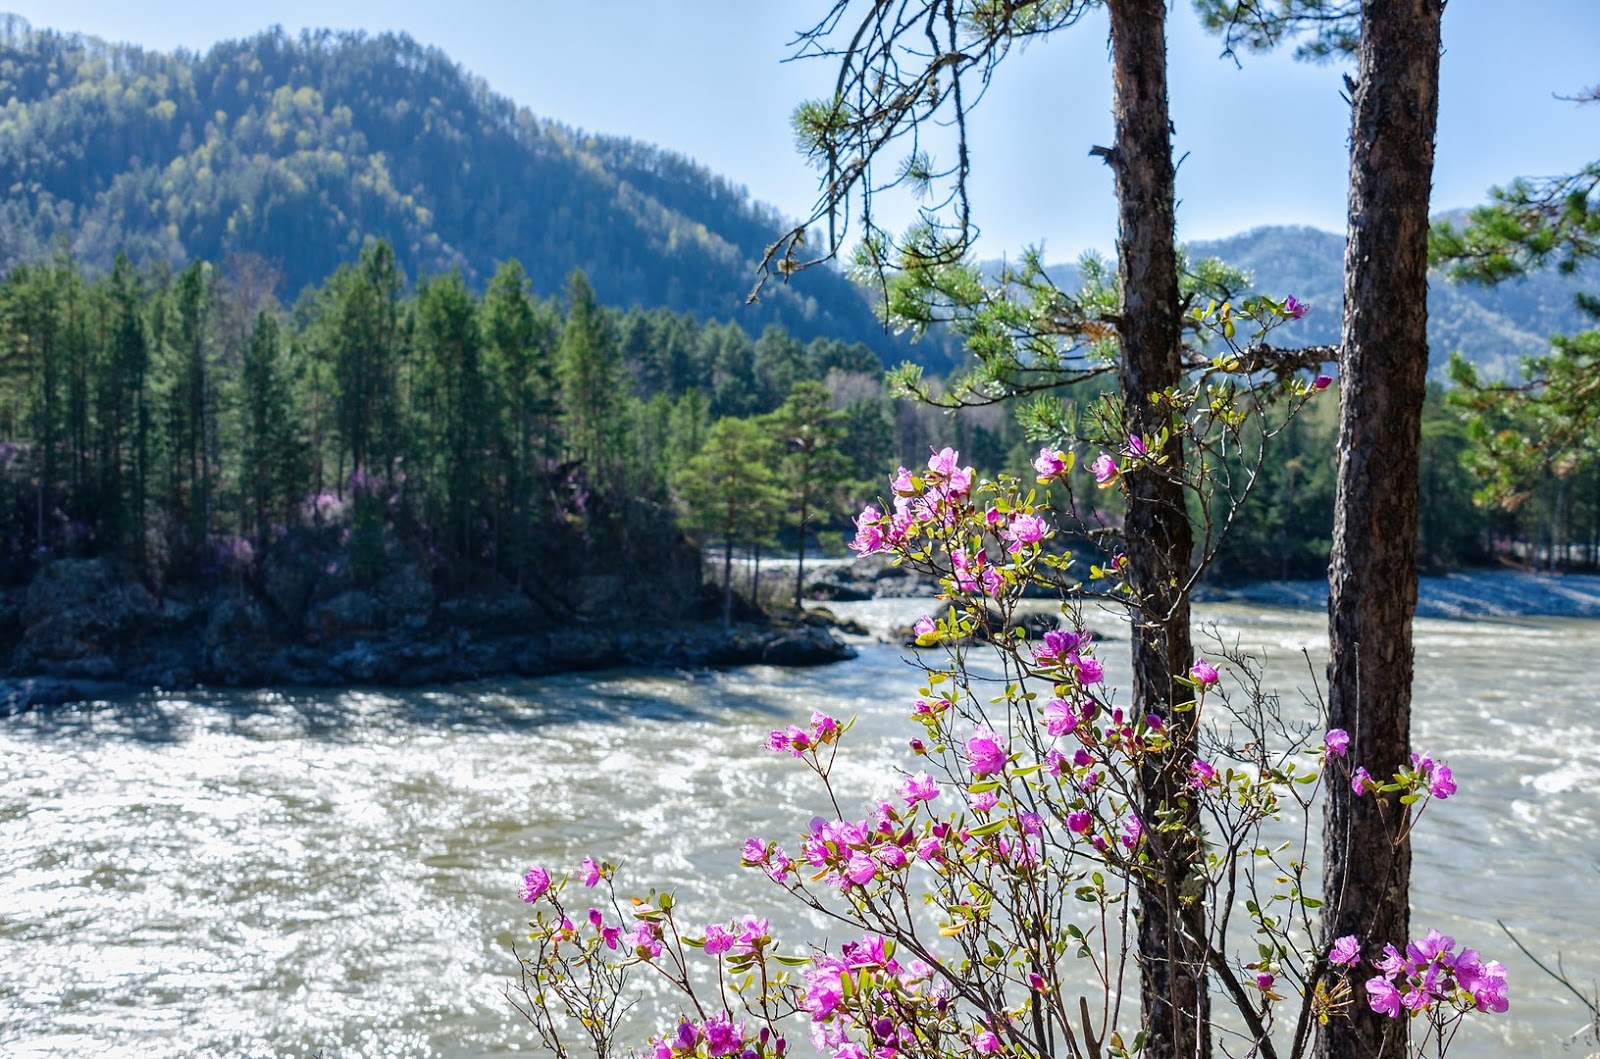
0, 15, 961, 368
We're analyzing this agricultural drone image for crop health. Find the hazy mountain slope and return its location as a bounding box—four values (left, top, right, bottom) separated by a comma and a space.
1187, 225, 1593, 377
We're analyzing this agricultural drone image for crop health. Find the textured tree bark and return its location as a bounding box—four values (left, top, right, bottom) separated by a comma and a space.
1320, 3, 1442, 1058
1107, 3, 1208, 1056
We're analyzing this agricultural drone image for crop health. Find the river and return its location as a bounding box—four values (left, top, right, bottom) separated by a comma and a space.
1, 600, 1596, 1058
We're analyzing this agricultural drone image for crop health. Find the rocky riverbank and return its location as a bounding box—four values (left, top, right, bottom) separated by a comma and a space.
0, 540, 855, 714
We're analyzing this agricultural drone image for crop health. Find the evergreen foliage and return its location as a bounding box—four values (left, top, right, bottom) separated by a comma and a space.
0, 245, 925, 593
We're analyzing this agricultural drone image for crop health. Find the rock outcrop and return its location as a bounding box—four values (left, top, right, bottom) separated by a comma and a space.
0, 533, 853, 710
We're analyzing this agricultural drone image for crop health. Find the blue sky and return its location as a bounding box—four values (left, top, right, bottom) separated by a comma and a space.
9, 1, 1598, 258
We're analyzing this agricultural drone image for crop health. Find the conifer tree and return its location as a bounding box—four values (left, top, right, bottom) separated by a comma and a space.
779, 6, 1216, 1052
765, 381, 850, 610
1433, 125, 1600, 571
675, 416, 781, 629
413, 270, 489, 561
1196, 5, 1446, 1057
332, 240, 403, 483
557, 270, 625, 493
238, 311, 303, 543
483, 259, 561, 580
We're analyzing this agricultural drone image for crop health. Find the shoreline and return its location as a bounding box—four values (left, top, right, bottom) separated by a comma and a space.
6, 567, 1594, 715
1193, 569, 1600, 620
0, 620, 855, 716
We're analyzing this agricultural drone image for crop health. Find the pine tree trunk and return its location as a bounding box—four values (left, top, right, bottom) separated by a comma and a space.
1320, 4, 1441, 1058
1107, 4, 1207, 1056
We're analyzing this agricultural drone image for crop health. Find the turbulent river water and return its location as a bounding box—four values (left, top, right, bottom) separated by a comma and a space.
2, 600, 1597, 1059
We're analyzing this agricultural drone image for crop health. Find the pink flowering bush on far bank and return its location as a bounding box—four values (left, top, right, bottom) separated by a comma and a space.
511, 442, 1504, 1059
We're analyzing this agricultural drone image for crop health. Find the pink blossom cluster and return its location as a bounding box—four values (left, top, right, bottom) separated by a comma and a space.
792, 804, 935, 891
1031, 629, 1104, 686
850, 447, 976, 557
803, 933, 951, 1055
766, 711, 843, 757
649, 1014, 778, 1059
1358, 930, 1508, 1017
1323, 729, 1458, 801
702, 915, 771, 958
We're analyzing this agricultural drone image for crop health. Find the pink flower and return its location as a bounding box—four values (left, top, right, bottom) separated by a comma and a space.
1455, 950, 1509, 1013
927, 447, 974, 496
849, 504, 885, 555
631, 921, 663, 958
1330, 935, 1362, 967
703, 1013, 743, 1057
1188, 759, 1218, 788
973, 1030, 1001, 1054
1120, 814, 1144, 850
1091, 452, 1118, 486
741, 837, 769, 865
845, 851, 878, 886
1189, 658, 1219, 686
1127, 433, 1148, 458
766, 726, 810, 756
1043, 698, 1080, 737
1312, 373, 1333, 391
1075, 657, 1104, 685
971, 790, 999, 813
1032, 629, 1081, 663
580, 856, 601, 887
1367, 977, 1402, 1018
1375, 942, 1406, 979
733, 916, 768, 955
1428, 763, 1456, 798
704, 923, 735, 956
913, 614, 936, 637
1256, 972, 1275, 991
1033, 447, 1069, 480
1352, 767, 1374, 795
902, 771, 940, 805
520, 865, 551, 903
1002, 513, 1048, 552
1406, 928, 1455, 966
1284, 295, 1309, 320
803, 955, 848, 1019
1324, 728, 1350, 758
965, 728, 1007, 776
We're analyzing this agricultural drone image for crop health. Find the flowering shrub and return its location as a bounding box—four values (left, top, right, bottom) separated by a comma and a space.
511, 336, 1503, 1058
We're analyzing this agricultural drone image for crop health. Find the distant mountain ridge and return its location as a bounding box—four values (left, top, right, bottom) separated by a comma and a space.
0, 14, 962, 367
990, 225, 1589, 378
0, 14, 1583, 380
1187, 225, 1594, 378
